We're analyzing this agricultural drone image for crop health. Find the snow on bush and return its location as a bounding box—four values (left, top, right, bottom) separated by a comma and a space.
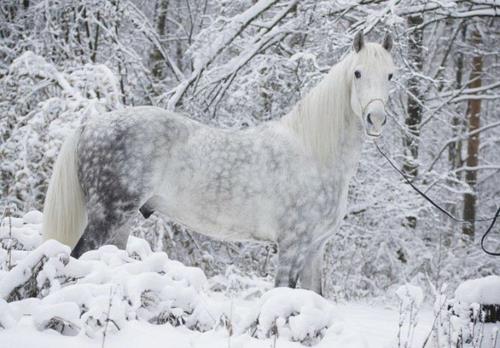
33, 302, 81, 336
454, 275, 500, 305
395, 284, 424, 348
0, 212, 344, 345
396, 284, 424, 310
0, 298, 18, 329
243, 287, 336, 346
0, 215, 230, 340
0, 210, 44, 266
428, 279, 500, 347
22, 210, 44, 225
0, 239, 70, 301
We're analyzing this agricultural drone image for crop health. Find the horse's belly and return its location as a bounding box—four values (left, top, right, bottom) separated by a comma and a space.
153, 193, 277, 243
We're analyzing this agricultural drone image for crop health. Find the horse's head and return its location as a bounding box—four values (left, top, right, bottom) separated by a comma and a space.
349, 31, 395, 138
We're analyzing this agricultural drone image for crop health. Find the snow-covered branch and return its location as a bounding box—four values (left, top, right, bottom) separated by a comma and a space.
165, 0, 281, 110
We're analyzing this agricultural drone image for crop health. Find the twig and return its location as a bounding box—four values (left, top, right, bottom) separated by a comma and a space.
101, 286, 115, 348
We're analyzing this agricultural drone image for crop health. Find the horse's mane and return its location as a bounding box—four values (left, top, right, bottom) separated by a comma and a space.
281, 43, 392, 166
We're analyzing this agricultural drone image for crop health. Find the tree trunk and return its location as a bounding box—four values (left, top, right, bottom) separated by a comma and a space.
462, 28, 482, 239
448, 24, 467, 177
151, 0, 169, 79
403, 14, 424, 178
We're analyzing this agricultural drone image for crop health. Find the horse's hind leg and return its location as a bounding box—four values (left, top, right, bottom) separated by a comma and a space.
71, 200, 139, 258
71, 170, 148, 258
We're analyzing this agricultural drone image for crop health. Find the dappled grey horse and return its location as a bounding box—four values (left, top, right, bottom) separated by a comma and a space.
43, 32, 395, 294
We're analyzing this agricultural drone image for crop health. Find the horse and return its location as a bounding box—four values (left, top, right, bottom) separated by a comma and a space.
42, 31, 395, 295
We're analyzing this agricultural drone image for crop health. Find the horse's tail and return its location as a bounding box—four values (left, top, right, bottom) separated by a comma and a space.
42, 129, 87, 248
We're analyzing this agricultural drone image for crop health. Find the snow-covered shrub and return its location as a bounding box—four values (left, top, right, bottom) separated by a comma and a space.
0, 209, 44, 272
454, 276, 500, 309
244, 287, 336, 346
81, 289, 127, 338
0, 298, 19, 329
0, 239, 70, 302
395, 284, 424, 348
0, 215, 234, 339
0, 212, 236, 339
448, 276, 500, 345
33, 302, 81, 336
428, 277, 500, 347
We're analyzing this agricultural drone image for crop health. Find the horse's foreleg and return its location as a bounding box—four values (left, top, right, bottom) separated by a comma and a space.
274, 232, 310, 288
299, 247, 323, 294
299, 236, 331, 295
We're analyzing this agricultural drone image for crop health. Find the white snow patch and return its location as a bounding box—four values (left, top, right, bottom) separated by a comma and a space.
455, 275, 500, 305
0, 298, 19, 329
0, 240, 70, 300
126, 236, 152, 260
244, 287, 337, 345
22, 211, 44, 225
396, 284, 424, 308
33, 302, 81, 333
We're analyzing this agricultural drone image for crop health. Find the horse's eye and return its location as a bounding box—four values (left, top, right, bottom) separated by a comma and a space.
388, 73, 393, 81
354, 70, 361, 79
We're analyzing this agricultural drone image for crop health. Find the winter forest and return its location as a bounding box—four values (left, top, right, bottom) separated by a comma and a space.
0, 0, 500, 347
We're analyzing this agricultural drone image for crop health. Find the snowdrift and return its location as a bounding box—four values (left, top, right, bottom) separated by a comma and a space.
0, 211, 341, 346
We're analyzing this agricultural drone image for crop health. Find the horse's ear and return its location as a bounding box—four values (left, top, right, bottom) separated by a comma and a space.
382, 32, 393, 52
353, 31, 364, 53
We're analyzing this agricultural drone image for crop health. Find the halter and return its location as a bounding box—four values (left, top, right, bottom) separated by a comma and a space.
359, 98, 387, 122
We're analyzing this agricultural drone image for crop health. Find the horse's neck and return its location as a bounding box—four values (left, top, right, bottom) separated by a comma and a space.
281, 60, 364, 176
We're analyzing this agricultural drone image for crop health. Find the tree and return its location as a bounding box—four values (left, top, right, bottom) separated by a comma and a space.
402, 13, 424, 178
462, 26, 482, 239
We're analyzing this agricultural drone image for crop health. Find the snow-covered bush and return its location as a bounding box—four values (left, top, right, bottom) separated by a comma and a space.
33, 302, 81, 336
244, 287, 336, 346
0, 298, 18, 329
428, 277, 500, 348
0, 239, 70, 302
0, 215, 233, 339
395, 284, 424, 348
454, 276, 500, 308
1, 0, 499, 307
0, 214, 347, 346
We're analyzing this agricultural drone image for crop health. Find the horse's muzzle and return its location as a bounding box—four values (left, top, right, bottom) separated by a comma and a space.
365, 111, 386, 137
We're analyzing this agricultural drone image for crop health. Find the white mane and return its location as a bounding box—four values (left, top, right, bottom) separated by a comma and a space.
281, 43, 392, 166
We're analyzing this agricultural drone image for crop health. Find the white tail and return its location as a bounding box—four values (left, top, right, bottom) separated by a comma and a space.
42, 130, 87, 248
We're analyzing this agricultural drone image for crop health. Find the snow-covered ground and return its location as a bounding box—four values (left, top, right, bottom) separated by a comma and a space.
0, 211, 498, 348
0, 301, 434, 348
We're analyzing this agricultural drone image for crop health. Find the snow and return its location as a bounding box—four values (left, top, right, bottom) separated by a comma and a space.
0, 300, 437, 348
455, 275, 500, 305
0, 298, 18, 329
22, 211, 44, 225
243, 287, 336, 345
33, 302, 81, 334
0, 213, 499, 347
126, 236, 152, 260
395, 284, 424, 308
0, 240, 70, 300
455, 275, 500, 304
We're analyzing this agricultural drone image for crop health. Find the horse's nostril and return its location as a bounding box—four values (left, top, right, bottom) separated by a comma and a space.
382, 117, 387, 126
367, 113, 373, 125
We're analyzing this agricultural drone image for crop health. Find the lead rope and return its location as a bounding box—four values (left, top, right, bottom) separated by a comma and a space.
373, 140, 500, 257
